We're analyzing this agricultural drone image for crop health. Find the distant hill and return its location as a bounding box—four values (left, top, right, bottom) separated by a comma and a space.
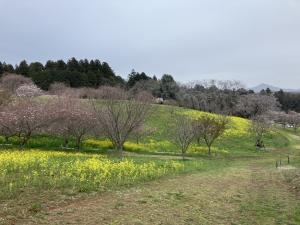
251, 83, 300, 93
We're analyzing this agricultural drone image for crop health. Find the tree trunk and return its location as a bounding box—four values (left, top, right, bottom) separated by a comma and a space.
182, 150, 185, 160
5, 136, 9, 144
75, 137, 81, 150
118, 145, 123, 159
63, 138, 69, 148
20, 137, 28, 149
197, 137, 200, 145
208, 145, 211, 155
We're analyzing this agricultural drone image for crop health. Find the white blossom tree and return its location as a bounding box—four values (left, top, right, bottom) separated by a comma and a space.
250, 115, 271, 149
15, 83, 43, 98
286, 111, 300, 131
236, 94, 279, 118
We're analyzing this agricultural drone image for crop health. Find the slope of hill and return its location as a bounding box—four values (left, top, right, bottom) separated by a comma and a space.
0, 103, 298, 225
142, 105, 289, 156
2, 104, 289, 157
251, 83, 300, 93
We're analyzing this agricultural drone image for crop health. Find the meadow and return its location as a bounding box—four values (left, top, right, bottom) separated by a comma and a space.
0, 104, 298, 225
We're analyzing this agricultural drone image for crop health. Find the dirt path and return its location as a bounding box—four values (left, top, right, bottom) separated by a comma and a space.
18, 160, 300, 225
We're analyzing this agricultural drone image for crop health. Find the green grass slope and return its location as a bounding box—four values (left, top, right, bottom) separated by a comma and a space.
144, 105, 289, 156
0, 104, 289, 157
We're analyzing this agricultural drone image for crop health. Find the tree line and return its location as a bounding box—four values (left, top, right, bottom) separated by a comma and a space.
1, 59, 300, 115
0, 58, 124, 90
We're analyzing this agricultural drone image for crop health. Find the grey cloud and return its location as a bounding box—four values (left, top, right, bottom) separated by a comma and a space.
0, 0, 300, 88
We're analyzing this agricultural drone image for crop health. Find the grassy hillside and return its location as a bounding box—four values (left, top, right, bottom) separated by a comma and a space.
144, 105, 289, 156
0, 103, 299, 225
0, 104, 289, 156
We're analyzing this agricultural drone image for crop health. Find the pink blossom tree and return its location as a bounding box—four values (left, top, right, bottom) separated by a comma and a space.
0, 99, 58, 148
50, 97, 97, 150
0, 109, 18, 144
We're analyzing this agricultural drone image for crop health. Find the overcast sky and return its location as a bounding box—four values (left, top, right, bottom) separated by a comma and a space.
1, 0, 300, 88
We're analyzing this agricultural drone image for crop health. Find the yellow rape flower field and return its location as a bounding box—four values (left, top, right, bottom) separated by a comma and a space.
0, 150, 197, 200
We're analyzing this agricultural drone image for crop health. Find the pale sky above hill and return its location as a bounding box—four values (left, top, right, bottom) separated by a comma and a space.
0, 0, 300, 88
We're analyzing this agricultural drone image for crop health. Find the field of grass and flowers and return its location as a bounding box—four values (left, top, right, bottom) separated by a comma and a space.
0, 102, 298, 225
0, 103, 292, 202
0, 149, 207, 201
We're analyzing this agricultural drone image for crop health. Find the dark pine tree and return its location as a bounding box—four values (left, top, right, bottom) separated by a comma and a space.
89, 60, 97, 72
29, 62, 44, 73
56, 60, 67, 70
45, 60, 57, 70
67, 57, 81, 72
94, 60, 102, 72
127, 70, 151, 88
0, 62, 3, 75
265, 88, 272, 95
2, 63, 15, 73
79, 59, 89, 73
101, 62, 115, 76
16, 60, 29, 76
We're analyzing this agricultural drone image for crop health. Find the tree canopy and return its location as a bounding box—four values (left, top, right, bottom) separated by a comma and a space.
0, 58, 124, 90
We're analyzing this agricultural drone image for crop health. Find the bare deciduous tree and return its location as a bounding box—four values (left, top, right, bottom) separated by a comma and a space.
173, 115, 195, 160
193, 115, 229, 155
92, 87, 152, 158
